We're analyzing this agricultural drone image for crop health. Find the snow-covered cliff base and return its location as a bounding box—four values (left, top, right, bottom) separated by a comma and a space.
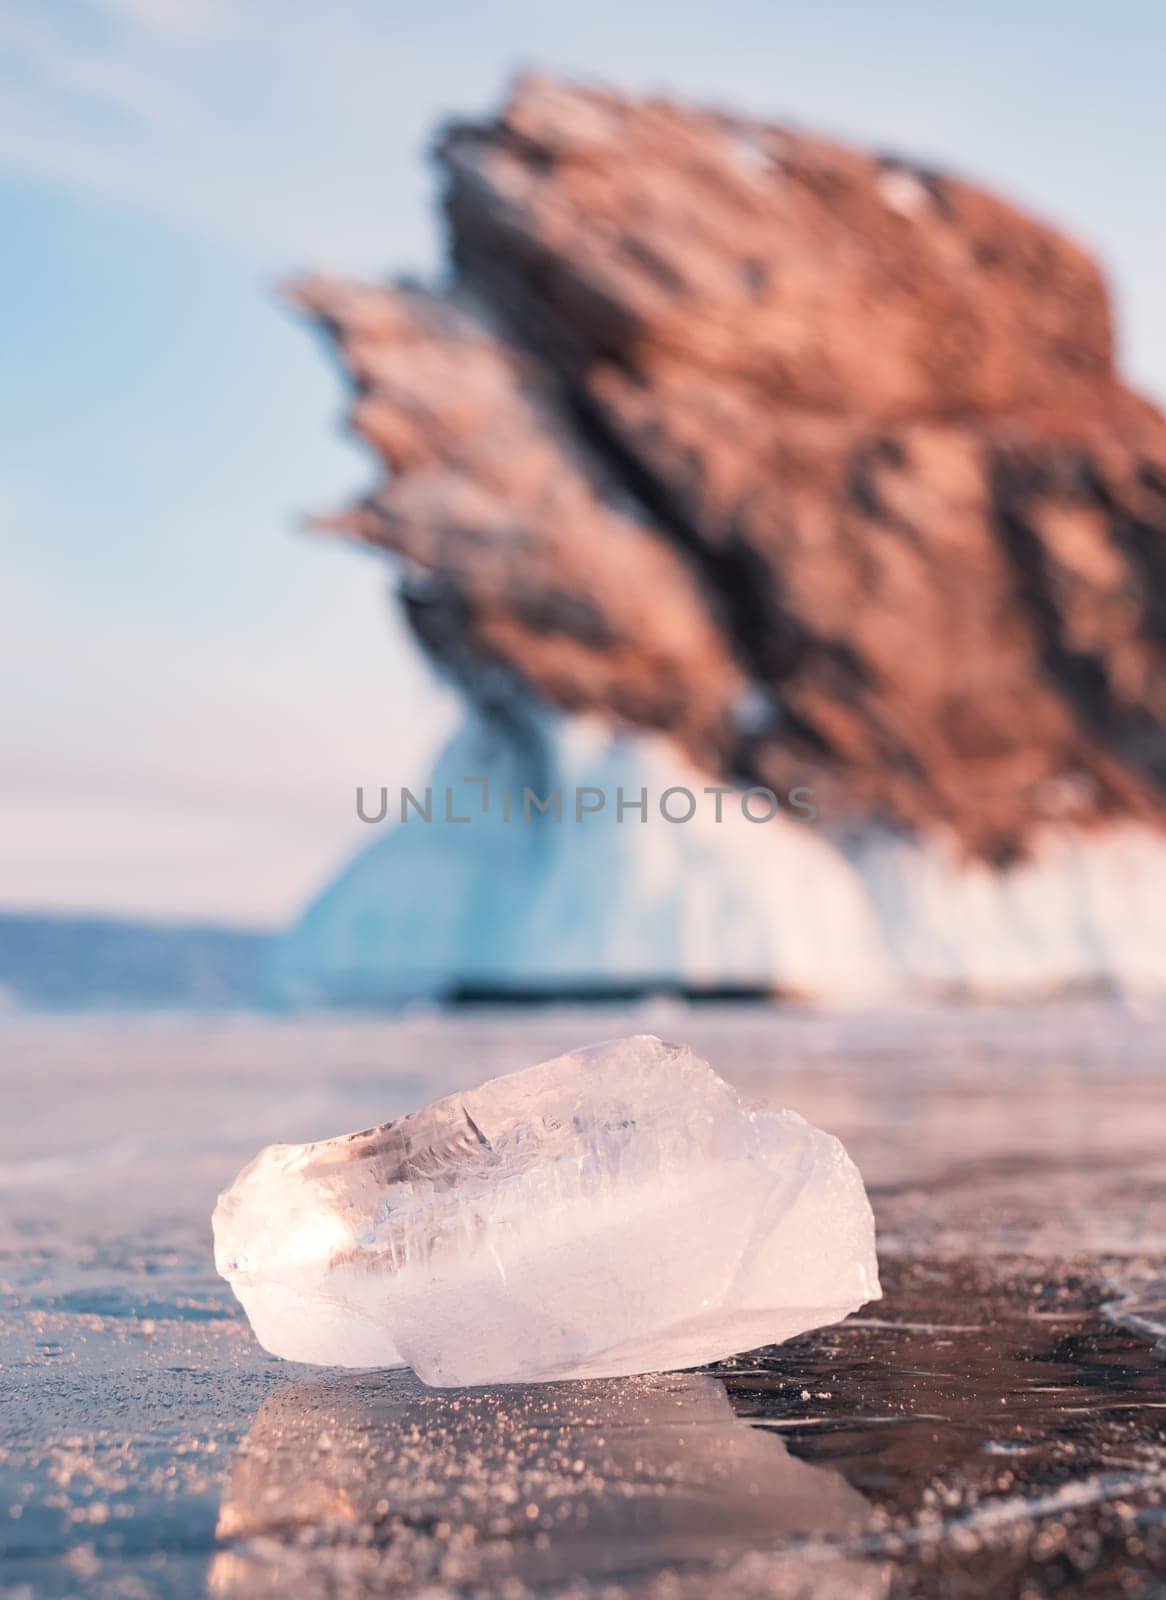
274, 716, 1166, 1006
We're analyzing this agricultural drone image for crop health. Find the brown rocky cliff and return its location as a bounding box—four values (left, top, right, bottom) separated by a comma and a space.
293, 74, 1166, 858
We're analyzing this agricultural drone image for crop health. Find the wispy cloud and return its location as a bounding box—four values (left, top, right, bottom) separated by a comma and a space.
95, 0, 235, 43
0, 0, 445, 269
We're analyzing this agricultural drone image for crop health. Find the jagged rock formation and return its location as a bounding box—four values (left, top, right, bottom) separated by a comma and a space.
293, 74, 1166, 861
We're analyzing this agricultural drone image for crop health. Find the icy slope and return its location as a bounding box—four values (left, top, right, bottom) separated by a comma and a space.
273, 713, 1166, 1004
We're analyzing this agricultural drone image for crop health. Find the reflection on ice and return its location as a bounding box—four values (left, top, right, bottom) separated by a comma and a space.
5, 1009, 1164, 1597
210, 1369, 890, 1598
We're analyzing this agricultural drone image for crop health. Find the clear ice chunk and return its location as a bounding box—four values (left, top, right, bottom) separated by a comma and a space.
213, 1035, 880, 1385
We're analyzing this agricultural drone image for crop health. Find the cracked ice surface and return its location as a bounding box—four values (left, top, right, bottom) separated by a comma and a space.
212, 1035, 880, 1385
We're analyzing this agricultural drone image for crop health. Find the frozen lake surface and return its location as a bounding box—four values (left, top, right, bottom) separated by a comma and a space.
2, 1003, 1164, 1597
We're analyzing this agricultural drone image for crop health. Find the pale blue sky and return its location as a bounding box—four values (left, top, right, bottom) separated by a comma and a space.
2, 0, 1163, 922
